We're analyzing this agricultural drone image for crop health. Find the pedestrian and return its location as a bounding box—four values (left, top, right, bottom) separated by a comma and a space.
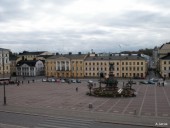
17, 81, 19, 86
22, 81, 23, 84
76, 87, 78, 92
28, 80, 29, 84
158, 82, 160, 87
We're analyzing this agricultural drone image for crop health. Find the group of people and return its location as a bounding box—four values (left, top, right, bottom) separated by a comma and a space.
16, 79, 35, 86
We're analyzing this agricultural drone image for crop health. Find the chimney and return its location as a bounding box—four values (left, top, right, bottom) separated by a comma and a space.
69, 52, 72, 55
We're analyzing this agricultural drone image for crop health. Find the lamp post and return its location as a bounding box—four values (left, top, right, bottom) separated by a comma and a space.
2, 49, 6, 105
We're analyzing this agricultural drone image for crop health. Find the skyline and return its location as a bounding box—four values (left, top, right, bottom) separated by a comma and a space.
0, 0, 170, 53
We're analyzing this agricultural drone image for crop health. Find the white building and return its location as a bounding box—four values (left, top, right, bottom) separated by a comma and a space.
16, 60, 44, 76
0, 48, 10, 77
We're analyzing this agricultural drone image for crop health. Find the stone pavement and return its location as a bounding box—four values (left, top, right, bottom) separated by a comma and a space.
0, 123, 28, 128
0, 80, 170, 127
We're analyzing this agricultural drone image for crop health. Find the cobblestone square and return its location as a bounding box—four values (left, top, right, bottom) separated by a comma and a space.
0, 80, 170, 119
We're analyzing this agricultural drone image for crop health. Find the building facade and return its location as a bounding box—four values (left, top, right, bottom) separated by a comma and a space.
84, 55, 147, 78
46, 55, 71, 78
17, 51, 53, 62
158, 42, 170, 58
9, 54, 18, 76
16, 60, 44, 76
45, 53, 87, 78
159, 54, 170, 78
0, 48, 10, 77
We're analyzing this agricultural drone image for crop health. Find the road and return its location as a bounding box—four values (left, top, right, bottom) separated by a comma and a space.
0, 111, 153, 128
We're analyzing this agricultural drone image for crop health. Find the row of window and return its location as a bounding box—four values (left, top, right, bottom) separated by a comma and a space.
0, 66, 9, 70
85, 62, 144, 66
163, 61, 170, 65
47, 61, 144, 66
0, 54, 8, 57
17, 67, 35, 71
163, 67, 170, 70
85, 67, 144, 71
85, 73, 144, 77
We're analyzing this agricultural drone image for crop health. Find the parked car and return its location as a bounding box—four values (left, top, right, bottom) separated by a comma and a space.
47, 78, 56, 82
148, 80, 155, 84
76, 79, 81, 83
88, 80, 93, 83
42, 78, 47, 82
139, 81, 148, 84
61, 79, 65, 83
56, 79, 60, 82
71, 79, 76, 83
150, 78, 159, 82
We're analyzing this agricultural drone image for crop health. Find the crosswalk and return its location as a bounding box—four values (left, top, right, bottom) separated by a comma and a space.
34, 117, 93, 128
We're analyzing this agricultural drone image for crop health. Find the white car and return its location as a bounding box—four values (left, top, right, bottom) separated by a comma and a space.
48, 78, 56, 82
88, 80, 93, 83
42, 78, 47, 82
71, 79, 76, 83
61, 79, 65, 83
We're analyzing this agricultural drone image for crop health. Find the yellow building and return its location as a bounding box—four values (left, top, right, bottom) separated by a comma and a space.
84, 55, 147, 78
159, 53, 170, 78
70, 53, 87, 78
0, 48, 10, 77
17, 51, 53, 62
158, 42, 170, 58
45, 53, 87, 78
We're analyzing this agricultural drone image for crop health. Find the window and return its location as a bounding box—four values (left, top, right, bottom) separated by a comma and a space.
126, 62, 128, 65
164, 61, 166, 64
164, 67, 166, 70
137, 62, 139, 65
141, 62, 143, 65
122, 62, 124, 65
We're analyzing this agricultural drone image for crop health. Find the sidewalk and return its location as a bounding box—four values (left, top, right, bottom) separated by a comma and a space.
0, 123, 28, 128
0, 105, 169, 127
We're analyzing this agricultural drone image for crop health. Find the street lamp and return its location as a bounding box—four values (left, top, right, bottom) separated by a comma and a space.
2, 49, 6, 105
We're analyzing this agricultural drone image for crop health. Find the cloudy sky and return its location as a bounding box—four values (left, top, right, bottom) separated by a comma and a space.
0, 0, 170, 53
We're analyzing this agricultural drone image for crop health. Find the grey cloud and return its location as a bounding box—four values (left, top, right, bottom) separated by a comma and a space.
92, 10, 170, 29
0, 0, 77, 22
143, 0, 170, 8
